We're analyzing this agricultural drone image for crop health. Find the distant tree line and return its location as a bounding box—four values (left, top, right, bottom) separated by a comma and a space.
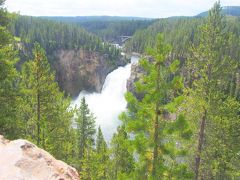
10, 15, 122, 64
43, 16, 155, 42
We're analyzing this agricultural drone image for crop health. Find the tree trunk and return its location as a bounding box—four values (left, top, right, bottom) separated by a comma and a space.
37, 52, 41, 146
42, 128, 45, 149
152, 63, 161, 177
234, 72, 239, 99
152, 107, 160, 176
37, 90, 40, 146
195, 108, 207, 180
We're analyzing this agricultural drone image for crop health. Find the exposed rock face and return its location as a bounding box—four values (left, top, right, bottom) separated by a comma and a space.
54, 49, 127, 97
0, 135, 80, 180
127, 61, 145, 100
127, 56, 157, 100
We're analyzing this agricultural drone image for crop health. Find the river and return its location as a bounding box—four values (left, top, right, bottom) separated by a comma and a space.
72, 56, 139, 142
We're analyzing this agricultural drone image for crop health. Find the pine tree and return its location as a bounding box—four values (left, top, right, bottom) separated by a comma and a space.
96, 126, 107, 153
184, 2, 240, 179
75, 97, 96, 175
0, 0, 22, 139
20, 43, 74, 162
109, 125, 135, 179
95, 126, 109, 179
121, 34, 192, 179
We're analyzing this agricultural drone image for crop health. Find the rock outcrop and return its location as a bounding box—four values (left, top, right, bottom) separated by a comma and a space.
54, 49, 127, 97
0, 135, 80, 180
127, 61, 145, 100
127, 56, 158, 100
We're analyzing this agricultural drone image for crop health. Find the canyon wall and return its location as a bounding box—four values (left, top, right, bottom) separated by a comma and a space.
53, 49, 127, 97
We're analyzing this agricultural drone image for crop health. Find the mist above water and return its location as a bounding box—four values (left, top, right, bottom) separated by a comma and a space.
72, 56, 139, 142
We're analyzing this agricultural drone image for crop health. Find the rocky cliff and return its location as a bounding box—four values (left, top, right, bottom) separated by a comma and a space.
127, 61, 145, 100
53, 49, 127, 97
0, 135, 80, 180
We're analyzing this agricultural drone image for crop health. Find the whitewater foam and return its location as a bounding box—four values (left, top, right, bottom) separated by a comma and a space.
72, 56, 139, 142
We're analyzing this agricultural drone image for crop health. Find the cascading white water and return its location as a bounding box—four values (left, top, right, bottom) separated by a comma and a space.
72, 56, 139, 142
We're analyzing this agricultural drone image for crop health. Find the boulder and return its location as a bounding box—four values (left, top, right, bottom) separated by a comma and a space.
0, 135, 80, 180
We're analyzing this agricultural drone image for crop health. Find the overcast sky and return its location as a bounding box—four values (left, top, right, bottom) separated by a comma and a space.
4, 0, 240, 18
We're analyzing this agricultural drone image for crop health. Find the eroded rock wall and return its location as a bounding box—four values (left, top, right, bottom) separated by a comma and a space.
54, 49, 127, 97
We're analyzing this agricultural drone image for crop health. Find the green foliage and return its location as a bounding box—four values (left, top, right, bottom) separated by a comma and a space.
125, 17, 202, 56
121, 34, 193, 179
109, 125, 135, 179
197, 6, 240, 17
0, 2, 240, 180
79, 19, 154, 42
74, 101, 112, 180
94, 127, 109, 179
19, 43, 74, 162
75, 97, 97, 177
181, 2, 240, 179
96, 126, 107, 153
0, 4, 76, 164
0, 2, 22, 139
43, 16, 154, 42
0, 0, 9, 27
76, 97, 96, 160
203, 97, 240, 178
10, 15, 122, 65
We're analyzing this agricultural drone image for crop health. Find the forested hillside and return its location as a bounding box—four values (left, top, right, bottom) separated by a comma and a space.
120, 3, 240, 179
43, 16, 155, 43
125, 15, 240, 57
125, 17, 203, 55
11, 15, 121, 61
9, 15, 128, 96
197, 6, 240, 17
1, 1, 240, 179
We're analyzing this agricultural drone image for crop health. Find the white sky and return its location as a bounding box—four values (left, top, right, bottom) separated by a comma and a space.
4, 0, 240, 18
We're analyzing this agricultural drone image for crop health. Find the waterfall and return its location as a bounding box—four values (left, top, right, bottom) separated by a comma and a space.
72, 56, 139, 142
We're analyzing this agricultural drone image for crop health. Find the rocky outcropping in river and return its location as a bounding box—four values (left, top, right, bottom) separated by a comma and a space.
0, 135, 80, 180
54, 49, 127, 97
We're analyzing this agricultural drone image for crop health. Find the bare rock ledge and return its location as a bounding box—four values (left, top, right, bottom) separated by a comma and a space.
0, 135, 80, 180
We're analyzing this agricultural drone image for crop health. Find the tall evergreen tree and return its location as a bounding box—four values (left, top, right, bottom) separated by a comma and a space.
121, 34, 192, 179
20, 43, 74, 161
75, 97, 96, 176
96, 126, 107, 153
95, 126, 109, 179
110, 125, 135, 179
184, 2, 240, 179
0, 0, 22, 139
76, 97, 96, 160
